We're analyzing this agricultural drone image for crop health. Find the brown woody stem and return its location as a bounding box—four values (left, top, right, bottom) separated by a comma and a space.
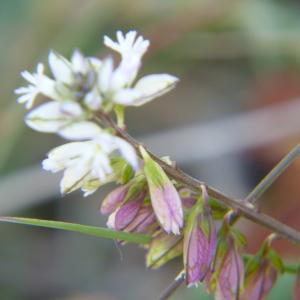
95, 112, 300, 245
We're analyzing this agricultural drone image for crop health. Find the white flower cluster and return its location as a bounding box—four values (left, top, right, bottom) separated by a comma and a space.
15, 31, 179, 195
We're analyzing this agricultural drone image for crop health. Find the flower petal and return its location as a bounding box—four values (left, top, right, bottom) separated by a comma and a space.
84, 87, 102, 110
48, 50, 73, 84
43, 142, 93, 171
25, 101, 84, 133
113, 137, 138, 170
114, 74, 179, 106
98, 57, 114, 93
58, 121, 102, 140
60, 162, 90, 194
25, 102, 70, 133
71, 49, 89, 74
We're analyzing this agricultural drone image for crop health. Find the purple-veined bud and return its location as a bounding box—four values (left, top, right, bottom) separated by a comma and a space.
100, 184, 129, 214
123, 205, 157, 234
107, 191, 145, 230
183, 197, 217, 286
241, 258, 278, 300
146, 231, 183, 269
214, 236, 244, 300
140, 146, 183, 235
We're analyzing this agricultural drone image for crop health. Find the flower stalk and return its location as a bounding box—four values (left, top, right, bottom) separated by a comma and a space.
14, 28, 300, 300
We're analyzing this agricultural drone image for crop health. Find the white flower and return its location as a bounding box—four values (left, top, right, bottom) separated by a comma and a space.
15, 64, 59, 109
16, 50, 103, 111
47, 50, 103, 108
104, 31, 149, 86
99, 31, 179, 107
25, 101, 102, 140
42, 133, 138, 194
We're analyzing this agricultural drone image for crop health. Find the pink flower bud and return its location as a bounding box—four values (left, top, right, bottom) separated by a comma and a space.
107, 192, 145, 230
140, 146, 183, 235
123, 205, 157, 234
100, 185, 129, 214
215, 237, 244, 300
242, 259, 278, 300
183, 206, 217, 286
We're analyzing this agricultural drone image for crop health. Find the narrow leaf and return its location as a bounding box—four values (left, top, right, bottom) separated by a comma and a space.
0, 216, 151, 244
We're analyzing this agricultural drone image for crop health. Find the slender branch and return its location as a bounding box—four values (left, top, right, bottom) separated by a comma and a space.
245, 143, 300, 203
217, 144, 300, 228
158, 276, 184, 300
95, 112, 300, 245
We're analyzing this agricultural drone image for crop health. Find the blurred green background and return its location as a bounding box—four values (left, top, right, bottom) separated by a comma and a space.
1, 0, 300, 299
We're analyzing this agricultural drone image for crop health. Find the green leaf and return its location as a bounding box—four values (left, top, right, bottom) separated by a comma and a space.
0, 216, 151, 245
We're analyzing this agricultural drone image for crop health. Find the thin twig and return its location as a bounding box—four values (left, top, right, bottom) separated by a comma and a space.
158, 276, 184, 300
95, 112, 300, 245
245, 143, 300, 203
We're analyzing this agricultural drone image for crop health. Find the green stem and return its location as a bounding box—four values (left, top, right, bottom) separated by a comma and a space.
245, 143, 300, 203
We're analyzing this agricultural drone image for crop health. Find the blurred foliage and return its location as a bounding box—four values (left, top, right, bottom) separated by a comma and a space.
1, 0, 300, 299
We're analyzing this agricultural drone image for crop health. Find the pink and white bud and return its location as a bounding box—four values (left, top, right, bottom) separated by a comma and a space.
140, 146, 183, 235
123, 205, 157, 235
100, 185, 129, 214
107, 192, 145, 230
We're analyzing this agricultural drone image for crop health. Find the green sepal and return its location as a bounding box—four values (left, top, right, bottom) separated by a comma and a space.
267, 250, 284, 273
231, 227, 247, 248
200, 216, 210, 238
146, 234, 183, 269
209, 198, 228, 220
124, 175, 146, 202
140, 146, 167, 187
184, 198, 204, 237
244, 255, 261, 278
111, 157, 134, 184
121, 163, 135, 184
215, 238, 229, 262
114, 104, 125, 128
